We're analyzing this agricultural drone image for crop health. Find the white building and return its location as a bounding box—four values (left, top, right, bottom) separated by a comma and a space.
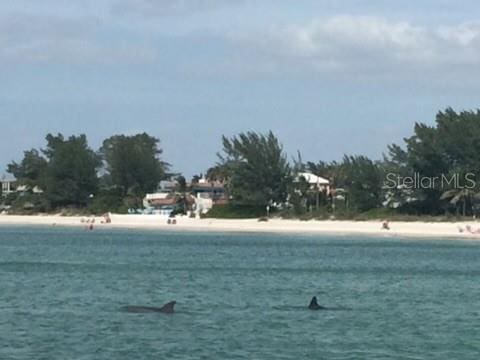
1, 175, 17, 195
143, 192, 178, 216
1, 175, 43, 196
295, 172, 330, 193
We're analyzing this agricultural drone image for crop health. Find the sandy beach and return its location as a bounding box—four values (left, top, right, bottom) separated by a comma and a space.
0, 214, 479, 239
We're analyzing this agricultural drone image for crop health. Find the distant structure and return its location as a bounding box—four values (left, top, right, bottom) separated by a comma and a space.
191, 177, 228, 217
1, 174, 17, 196
139, 176, 230, 217
295, 172, 330, 193
143, 180, 179, 216
1, 175, 43, 197
143, 192, 178, 216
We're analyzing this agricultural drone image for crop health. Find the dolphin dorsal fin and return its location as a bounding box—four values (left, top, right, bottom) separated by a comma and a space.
159, 301, 176, 313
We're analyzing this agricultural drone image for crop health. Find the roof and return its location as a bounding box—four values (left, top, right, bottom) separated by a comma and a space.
145, 192, 173, 200
159, 180, 177, 190
192, 180, 226, 189
149, 198, 177, 206
145, 192, 178, 206
0, 174, 16, 183
296, 172, 329, 185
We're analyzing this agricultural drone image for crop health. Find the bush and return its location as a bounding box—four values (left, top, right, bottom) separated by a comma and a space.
6, 192, 49, 214
279, 205, 335, 220
88, 188, 124, 214
204, 204, 267, 219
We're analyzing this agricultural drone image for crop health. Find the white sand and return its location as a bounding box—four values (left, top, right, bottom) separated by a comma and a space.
0, 214, 478, 240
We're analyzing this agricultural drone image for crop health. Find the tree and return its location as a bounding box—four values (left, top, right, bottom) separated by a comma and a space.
217, 131, 291, 207
440, 188, 476, 217
176, 175, 187, 193
206, 164, 229, 182
42, 133, 101, 208
288, 174, 310, 214
341, 155, 383, 212
7, 149, 47, 188
191, 174, 202, 184
387, 108, 480, 214
100, 133, 168, 200
306, 160, 344, 189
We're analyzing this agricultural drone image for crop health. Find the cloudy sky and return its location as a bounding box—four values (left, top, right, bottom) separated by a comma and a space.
2, 0, 480, 177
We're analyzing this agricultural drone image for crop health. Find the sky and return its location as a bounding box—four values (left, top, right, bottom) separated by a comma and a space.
2, 0, 480, 178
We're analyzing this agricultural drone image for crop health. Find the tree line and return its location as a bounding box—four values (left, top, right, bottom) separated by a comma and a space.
211, 108, 480, 218
5, 133, 168, 213
3, 108, 480, 218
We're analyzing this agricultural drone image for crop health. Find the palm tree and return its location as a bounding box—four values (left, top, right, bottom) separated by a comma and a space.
440, 188, 477, 217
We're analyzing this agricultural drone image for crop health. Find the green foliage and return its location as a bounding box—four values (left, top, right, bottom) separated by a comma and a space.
388, 108, 480, 215
204, 204, 268, 219
42, 134, 101, 209
301, 155, 383, 213
279, 206, 333, 220
4, 132, 171, 214
306, 160, 343, 188
341, 155, 383, 212
7, 134, 100, 210
88, 188, 125, 214
100, 133, 168, 199
4, 107, 480, 220
3, 192, 19, 206
287, 175, 310, 214
206, 164, 230, 181
175, 175, 187, 193
217, 131, 291, 207
4, 192, 48, 214
7, 149, 47, 188
440, 188, 477, 217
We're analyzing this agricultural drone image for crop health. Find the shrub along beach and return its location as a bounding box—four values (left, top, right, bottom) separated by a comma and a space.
2, 108, 480, 238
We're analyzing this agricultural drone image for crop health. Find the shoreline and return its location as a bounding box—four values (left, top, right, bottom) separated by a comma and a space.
0, 214, 479, 240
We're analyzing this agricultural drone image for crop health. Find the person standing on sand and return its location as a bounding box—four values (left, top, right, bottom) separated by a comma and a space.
381, 220, 390, 230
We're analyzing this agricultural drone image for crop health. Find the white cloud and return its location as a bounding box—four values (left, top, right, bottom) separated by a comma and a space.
228, 15, 480, 80
3, 5, 480, 85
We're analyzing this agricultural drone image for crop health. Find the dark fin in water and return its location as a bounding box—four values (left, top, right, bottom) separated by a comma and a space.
158, 301, 176, 313
122, 301, 176, 314
308, 296, 325, 310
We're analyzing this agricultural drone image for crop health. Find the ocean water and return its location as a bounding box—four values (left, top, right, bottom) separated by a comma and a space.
0, 226, 479, 359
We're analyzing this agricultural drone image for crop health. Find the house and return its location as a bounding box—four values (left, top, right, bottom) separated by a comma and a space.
158, 180, 177, 192
143, 191, 178, 216
191, 178, 228, 203
295, 172, 330, 193
191, 178, 229, 216
1, 174, 44, 196
1, 175, 17, 196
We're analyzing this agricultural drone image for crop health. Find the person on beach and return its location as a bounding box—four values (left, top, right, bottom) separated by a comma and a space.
85, 217, 95, 230
464, 225, 480, 234
101, 213, 111, 224
381, 220, 390, 230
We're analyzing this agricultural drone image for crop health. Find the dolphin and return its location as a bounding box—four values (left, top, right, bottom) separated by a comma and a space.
122, 301, 176, 314
308, 296, 325, 310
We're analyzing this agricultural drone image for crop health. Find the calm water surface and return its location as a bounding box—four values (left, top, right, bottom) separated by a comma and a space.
0, 226, 479, 359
